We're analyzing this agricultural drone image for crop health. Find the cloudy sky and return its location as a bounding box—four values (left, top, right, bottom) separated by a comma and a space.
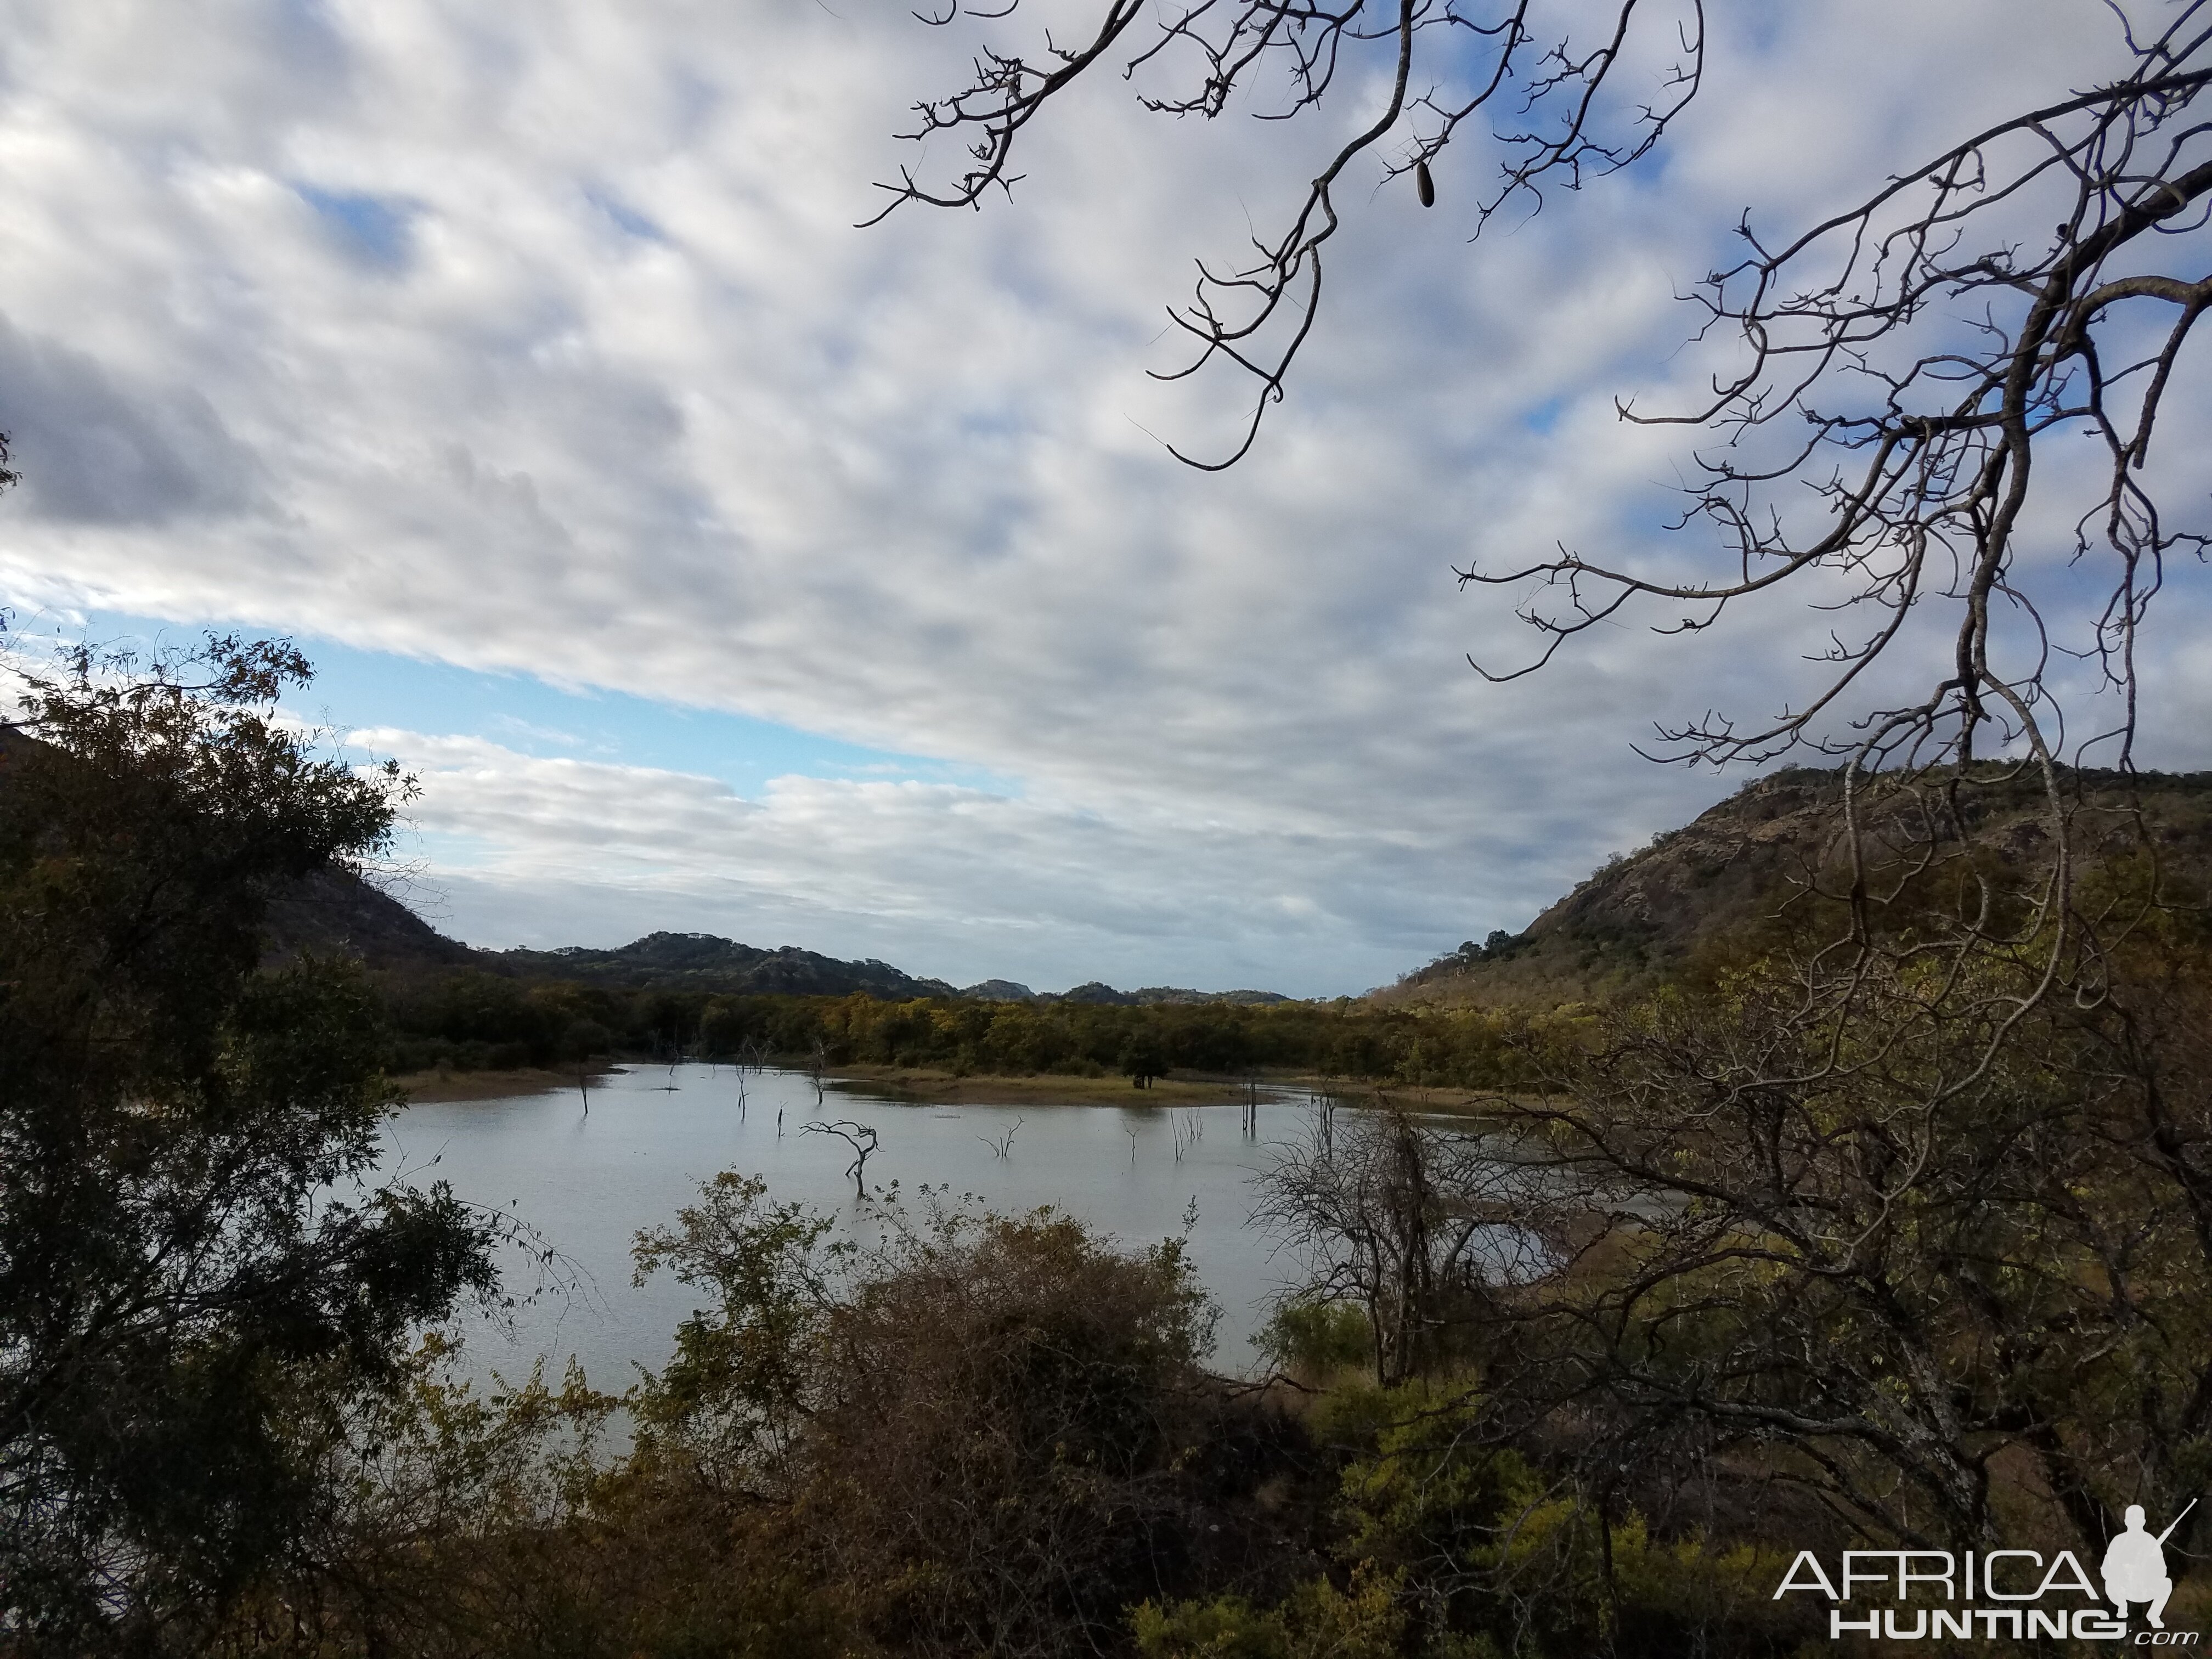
0, 1, 2204, 996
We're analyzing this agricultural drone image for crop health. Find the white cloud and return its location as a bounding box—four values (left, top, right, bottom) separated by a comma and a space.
361, 727, 1502, 995
0, 0, 2200, 991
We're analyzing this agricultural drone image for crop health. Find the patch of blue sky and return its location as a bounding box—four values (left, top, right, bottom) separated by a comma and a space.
4, 606, 1022, 800
585, 189, 663, 242
956, 404, 1028, 441
296, 185, 413, 268
394, 826, 509, 876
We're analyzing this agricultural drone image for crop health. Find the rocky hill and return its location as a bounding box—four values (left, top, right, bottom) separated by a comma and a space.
266, 893, 1298, 1006
472, 938, 1294, 1004
482, 932, 962, 998
1378, 765, 2212, 1012
1039, 981, 1291, 1007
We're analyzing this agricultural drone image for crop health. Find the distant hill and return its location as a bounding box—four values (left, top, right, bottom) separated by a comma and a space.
4, 717, 1278, 1005
482, 939, 1294, 1005
483, 932, 962, 998
65, 714, 2204, 1022
880, 978, 1290, 1006
1378, 765, 2212, 1012
958, 978, 1039, 1001
264, 889, 1299, 1007
1040, 982, 1291, 1008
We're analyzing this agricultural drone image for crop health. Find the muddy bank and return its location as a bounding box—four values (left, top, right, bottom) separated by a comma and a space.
393, 1064, 619, 1103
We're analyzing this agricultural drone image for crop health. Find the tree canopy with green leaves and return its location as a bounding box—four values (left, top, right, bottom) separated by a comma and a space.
0, 636, 501, 1647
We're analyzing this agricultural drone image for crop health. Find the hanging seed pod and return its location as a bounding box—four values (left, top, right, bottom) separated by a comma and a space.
1415, 160, 1435, 208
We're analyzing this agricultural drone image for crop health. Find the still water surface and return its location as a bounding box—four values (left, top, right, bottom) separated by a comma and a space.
382, 1063, 1327, 1391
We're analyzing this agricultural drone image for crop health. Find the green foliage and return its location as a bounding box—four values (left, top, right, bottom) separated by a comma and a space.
627, 1172, 840, 1472
306, 1187, 1246, 1659
754, 1195, 1226, 1655
379, 970, 616, 1073
1149, 1381, 1812, 1659
1333, 1385, 1536, 1587
1133, 1593, 1295, 1659
267, 1339, 848, 1659
0, 636, 501, 1646
1119, 1030, 1171, 1086
1256, 1298, 1373, 1379
377, 965, 1573, 1088
1132, 1570, 1411, 1659
1517, 926, 2212, 1555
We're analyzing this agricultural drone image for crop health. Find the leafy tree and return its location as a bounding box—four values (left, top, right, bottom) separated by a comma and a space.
1119, 1031, 1171, 1088
0, 636, 501, 1647
1131, 1571, 1408, 1659
629, 1172, 840, 1483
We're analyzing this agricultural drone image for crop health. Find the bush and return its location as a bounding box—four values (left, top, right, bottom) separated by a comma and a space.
1256, 1299, 1372, 1380
629, 1183, 1231, 1657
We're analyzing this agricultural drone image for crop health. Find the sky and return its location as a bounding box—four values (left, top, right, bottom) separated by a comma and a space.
0, 1, 2205, 997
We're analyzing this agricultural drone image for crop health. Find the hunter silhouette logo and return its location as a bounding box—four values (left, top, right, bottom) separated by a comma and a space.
2106, 1500, 2195, 1631
1772, 1498, 2202, 1641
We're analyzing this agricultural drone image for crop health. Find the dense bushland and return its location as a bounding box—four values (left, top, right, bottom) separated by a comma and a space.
182, 1176, 1829, 1659
378, 973, 1575, 1092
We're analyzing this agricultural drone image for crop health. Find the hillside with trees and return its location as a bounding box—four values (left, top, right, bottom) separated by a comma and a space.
1385, 765, 2212, 1012
484, 932, 964, 998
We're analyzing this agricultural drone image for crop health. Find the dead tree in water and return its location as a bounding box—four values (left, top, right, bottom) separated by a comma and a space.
804, 1119, 879, 1198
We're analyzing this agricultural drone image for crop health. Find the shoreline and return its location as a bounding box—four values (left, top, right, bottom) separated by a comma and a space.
821, 1065, 1510, 1113
393, 1064, 616, 1103
393, 1059, 1513, 1113
821, 1064, 1285, 1106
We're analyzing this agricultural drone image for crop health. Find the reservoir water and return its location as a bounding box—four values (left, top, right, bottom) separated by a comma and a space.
380, 1062, 1327, 1392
